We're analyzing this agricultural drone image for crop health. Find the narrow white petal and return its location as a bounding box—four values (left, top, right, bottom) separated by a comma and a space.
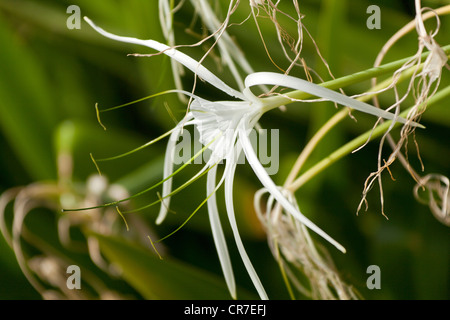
157, 129, 212, 225
84, 17, 245, 100
224, 146, 269, 300
206, 165, 236, 299
156, 125, 180, 225
239, 124, 346, 253
155, 117, 196, 224
245, 72, 419, 126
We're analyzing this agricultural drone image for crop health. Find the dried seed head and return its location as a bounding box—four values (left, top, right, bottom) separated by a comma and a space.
254, 188, 358, 300
422, 40, 448, 83
414, 174, 450, 226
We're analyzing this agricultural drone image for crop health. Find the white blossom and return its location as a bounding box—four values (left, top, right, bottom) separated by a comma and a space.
84, 16, 418, 299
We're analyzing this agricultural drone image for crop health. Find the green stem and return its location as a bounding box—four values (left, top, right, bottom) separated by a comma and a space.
283, 61, 425, 187
288, 84, 450, 191
283, 109, 347, 187
260, 44, 450, 109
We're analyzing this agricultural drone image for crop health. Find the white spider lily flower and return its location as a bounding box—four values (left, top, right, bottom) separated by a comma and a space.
84, 17, 417, 299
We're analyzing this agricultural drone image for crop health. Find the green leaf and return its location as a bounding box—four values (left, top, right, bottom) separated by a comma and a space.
93, 233, 256, 300
0, 14, 57, 180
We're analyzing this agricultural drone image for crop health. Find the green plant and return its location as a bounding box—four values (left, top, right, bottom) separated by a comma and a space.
0, 0, 448, 300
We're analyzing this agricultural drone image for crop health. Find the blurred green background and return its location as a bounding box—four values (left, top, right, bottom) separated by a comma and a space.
0, 0, 449, 300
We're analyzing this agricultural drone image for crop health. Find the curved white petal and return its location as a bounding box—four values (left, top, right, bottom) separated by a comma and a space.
156, 124, 182, 225
245, 72, 420, 126
224, 145, 269, 300
238, 122, 346, 253
84, 17, 245, 100
156, 115, 194, 224
206, 165, 236, 299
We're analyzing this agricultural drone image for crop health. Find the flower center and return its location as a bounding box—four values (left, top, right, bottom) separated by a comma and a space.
190, 98, 263, 162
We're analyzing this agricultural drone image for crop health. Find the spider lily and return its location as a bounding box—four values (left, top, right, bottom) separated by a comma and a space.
84, 17, 418, 299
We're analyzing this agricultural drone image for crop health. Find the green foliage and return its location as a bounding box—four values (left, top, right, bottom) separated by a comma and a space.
93, 233, 257, 299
